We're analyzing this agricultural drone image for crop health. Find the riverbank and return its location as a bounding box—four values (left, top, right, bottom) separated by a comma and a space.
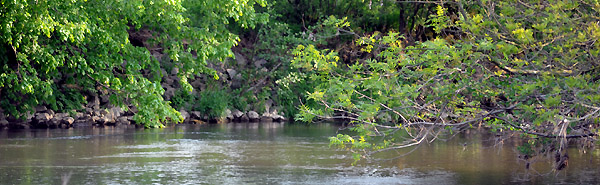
0, 104, 287, 129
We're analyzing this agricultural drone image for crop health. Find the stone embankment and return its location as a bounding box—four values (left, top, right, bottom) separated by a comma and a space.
0, 104, 287, 129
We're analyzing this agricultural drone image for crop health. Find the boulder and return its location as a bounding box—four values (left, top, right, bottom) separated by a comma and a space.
35, 105, 48, 113
272, 114, 285, 122
247, 111, 259, 122
260, 112, 273, 122
164, 86, 176, 100
225, 109, 233, 120
34, 113, 52, 123
54, 113, 69, 119
85, 107, 93, 114
107, 107, 124, 120
161, 68, 168, 80
260, 67, 268, 73
90, 96, 100, 110
226, 69, 237, 79
91, 116, 100, 123
78, 114, 91, 122
234, 52, 247, 66
62, 117, 75, 125
96, 117, 112, 125
190, 78, 203, 89
240, 114, 250, 122
232, 109, 244, 120
100, 95, 110, 104
253, 57, 267, 68
25, 111, 34, 122
190, 111, 202, 119
92, 110, 102, 117
0, 119, 8, 127
179, 110, 190, 121
117, 116, 130, 125
48, 118, 61, 128
171, 67, 179, 76
264, 99, 274, 113
164, 77, 175, 86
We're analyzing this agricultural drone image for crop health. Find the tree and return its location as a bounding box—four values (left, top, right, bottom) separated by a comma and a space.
0, 0, 267, 127
292, 0, 600, 169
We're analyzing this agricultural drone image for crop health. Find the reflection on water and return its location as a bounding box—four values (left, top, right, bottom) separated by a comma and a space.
0, 123, 598, 184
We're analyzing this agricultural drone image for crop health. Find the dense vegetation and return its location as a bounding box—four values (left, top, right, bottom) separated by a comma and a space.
1, 0, 599, 171
0, 0, 267, 127
289, 0, 600, 169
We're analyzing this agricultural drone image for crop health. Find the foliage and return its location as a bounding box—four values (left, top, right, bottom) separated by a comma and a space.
195, 89, 230, 119
171, 88, 196, 111
0, 0, 267, 127
292, 1, 600, 166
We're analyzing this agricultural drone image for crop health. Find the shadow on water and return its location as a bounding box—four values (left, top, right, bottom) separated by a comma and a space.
0, 122, 598, 184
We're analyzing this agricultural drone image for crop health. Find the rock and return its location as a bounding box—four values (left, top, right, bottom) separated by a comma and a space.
91, 116, 100, 123
0, 119, 8, 127
272, 114, 285, 122
179, 110, 190, 121
190, 78, 203, 89
190, 111, 202, 119
85, 107, 93, 114
96, 117, 112, 125
34, 113, 52, 123
226, 69, 237, 79
253, 57, 267, 68
225, 109, 233, 120
164, 76, 175, 85
247, 111, 259, 122
235, 52, 247, 66
260, 67, 268, 73
78, 113, 91, 121
240, 114, 250, 122
232, 109, 244, 119
108, 107, 123, 120
35, 105, 48, 113
117, 116, 130, 125
164, 86, 176, 100
160, 68, 168, 79
46, 109, 55, 115
91, 96, 100, 110
171, 67, 179, 75
54, 113, 68, 119
190, 119, 205, 124
25, 111, 34, 122
264, 99, 274, 113
100, 95, 110, 104
260, 112, 273, 122
62, 117, 75, 125
49, 118, 61, 128
92, 110, 102, 117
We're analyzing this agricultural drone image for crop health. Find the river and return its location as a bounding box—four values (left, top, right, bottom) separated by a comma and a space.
0, 122, 599, 184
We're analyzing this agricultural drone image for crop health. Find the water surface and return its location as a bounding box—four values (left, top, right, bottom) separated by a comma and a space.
0, 123, 598, 184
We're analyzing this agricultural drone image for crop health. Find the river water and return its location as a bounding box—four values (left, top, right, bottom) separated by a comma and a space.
0, 122, 598, 184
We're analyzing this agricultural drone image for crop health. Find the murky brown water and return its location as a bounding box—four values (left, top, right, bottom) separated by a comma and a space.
0, 123, 598, 184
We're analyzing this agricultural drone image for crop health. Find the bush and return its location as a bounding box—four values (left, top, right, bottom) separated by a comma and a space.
195, 89, 229, 119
